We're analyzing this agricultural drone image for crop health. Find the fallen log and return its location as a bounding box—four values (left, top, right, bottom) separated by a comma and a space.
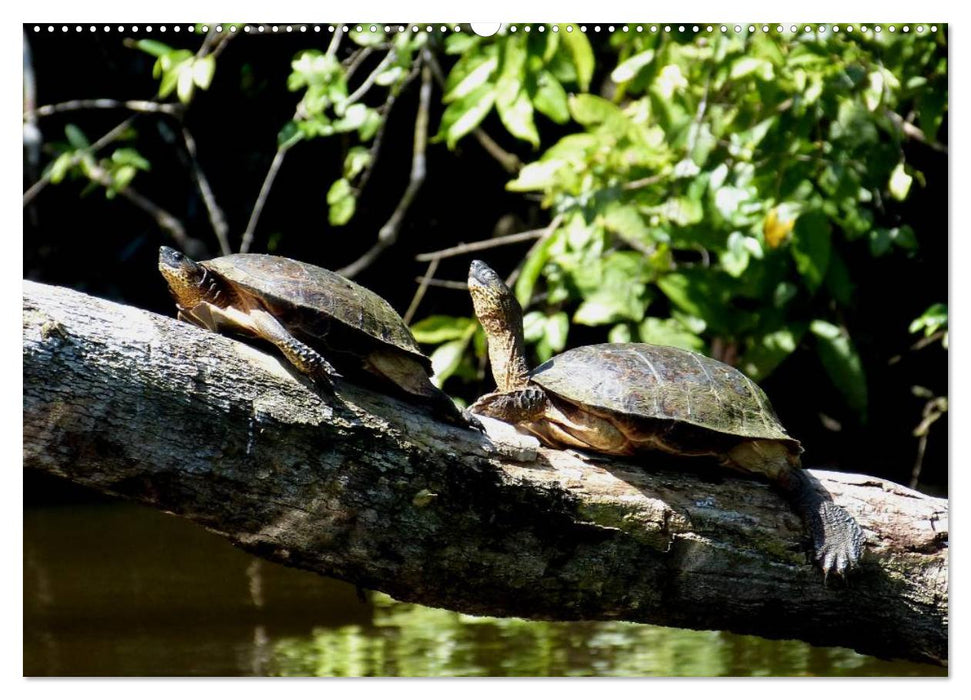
22, 280, 948, 665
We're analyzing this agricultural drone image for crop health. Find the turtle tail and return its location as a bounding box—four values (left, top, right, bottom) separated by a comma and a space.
776, 468, 866, 578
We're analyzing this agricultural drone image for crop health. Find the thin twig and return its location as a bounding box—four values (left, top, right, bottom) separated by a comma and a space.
23, 32, 41, 226
180, 126, 231, 255
622, 173, 666, 191
346, 48, 397, 105
338, 63, 433, 279
26, 99, 183, 119
402, 257, 439, 325
410, 277, 469, 290
884, 108, 947, 153
355, 57, 423, 196
423, 49, 522, 174
343, 46, 374, 83
23, 117, 136, 206
326, 26, 343, 57
240, 145, 291, 254
415, 228, 548, 262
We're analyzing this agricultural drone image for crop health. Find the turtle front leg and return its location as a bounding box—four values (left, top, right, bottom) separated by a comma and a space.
246, 308, 341, 389
469, 386, 548, 423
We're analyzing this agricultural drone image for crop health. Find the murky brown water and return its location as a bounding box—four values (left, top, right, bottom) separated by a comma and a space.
23, 500, 945, 677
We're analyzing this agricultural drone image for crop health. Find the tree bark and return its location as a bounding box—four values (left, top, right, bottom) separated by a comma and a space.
22, 280, 948, 666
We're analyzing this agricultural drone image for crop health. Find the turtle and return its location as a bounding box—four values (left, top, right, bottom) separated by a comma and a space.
466, 259, 865, 577
158, 246, 468, 425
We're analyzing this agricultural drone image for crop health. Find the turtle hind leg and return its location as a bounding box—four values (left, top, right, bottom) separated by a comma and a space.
365, 350, 479, 430
728, 440, 865, 577
778, 469, 866, 578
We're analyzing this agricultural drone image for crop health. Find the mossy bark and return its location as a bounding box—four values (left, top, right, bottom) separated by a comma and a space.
22, 281, 948, 665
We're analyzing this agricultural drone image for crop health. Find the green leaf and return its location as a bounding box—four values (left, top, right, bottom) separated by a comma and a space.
531, 71, 569, 124
411, 315, 474, 344
343, 146, 372, 181
349, 27, 386, 47
568, 94, 624, 127
111, 148, 150, 171
506, 159, 564, 192
637, 317, 705, 353
656, 271, 744, 335
49, 153, 74, 184
888, 162, 914, 201
811, 320, 868, 421
560, 27, 594, 91
65, 124, 89, 149
721, 232, 751, 277
437, 84, 496, 149
176, 63, 196, 103
790, 211, 832, 292
730, 57, 774, 81
333, 103, 371, 133
909, 303, 947, 337
514, 223, 561, 307
739, 326, 804, 381
277, 121, 304, 149
444, 53, 498, 102
192, 56, 215, 90
429, 339, 468, 387
602, 202, 658, 251
111, 164, 137, 192
375, 65, 404, 86
610, 50, 655, 83
496, 89, 539, 147
326, 178, 356, 226
134, 39, 172, 58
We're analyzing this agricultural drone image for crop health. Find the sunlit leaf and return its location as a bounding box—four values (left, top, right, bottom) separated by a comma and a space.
343, 146, 372, 181
411, 315, 475, 344
888, 162, 914, 201
531, 71, 569, 124
437, 85, 496, 148
610, 50, 655, 84
134, 39, 172, 58
740, 326, 804, 381
637, 317, 705, 353
430, 339, 468, 387
444, 53, 498, 102
559, 27, 594, 91
326, 178, 356, 225
192, 56, 216, 90
908, 303, 947, 337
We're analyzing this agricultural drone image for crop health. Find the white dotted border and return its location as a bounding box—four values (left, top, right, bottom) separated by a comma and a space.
29, 23, 941, 35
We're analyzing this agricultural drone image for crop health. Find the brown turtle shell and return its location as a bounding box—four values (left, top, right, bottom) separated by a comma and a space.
204, 254, 430, 370
530, 343, 799, 448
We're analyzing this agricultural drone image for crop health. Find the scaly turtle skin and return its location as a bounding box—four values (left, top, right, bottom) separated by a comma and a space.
158, 247, 467, 424
467, 259, 865, 577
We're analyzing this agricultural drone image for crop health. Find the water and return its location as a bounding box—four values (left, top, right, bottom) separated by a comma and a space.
24, 501, 944, 677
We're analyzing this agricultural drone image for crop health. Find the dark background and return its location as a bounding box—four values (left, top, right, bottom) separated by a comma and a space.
23, 26, 948, 501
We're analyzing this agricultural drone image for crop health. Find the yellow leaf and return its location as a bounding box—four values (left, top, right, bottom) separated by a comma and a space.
763, 207, 795, 249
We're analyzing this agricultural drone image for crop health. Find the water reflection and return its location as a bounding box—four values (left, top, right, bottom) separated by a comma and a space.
24, 501, 943, 677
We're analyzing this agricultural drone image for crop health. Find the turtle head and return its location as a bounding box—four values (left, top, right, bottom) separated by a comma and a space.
468, 260, 522, 335
468, 260, 530, 391
158, 246, 219, 309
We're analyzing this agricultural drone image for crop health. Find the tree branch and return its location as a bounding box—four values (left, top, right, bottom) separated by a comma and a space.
338, 63, 432, 279
22, 281, 948, 666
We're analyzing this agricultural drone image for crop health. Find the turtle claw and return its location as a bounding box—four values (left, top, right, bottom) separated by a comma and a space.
812, 501, 866, 579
